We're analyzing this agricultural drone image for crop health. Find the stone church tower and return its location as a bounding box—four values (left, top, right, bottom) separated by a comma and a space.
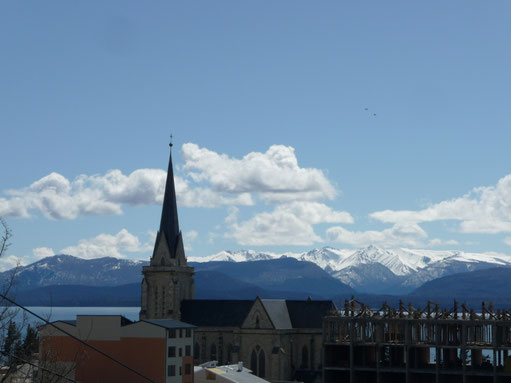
140, 142, 194, 320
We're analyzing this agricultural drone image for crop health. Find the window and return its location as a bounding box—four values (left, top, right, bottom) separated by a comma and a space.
168, 346, 176, 358
185, 345, 191, 356
179, 329, 183, 338
186, 328, 192, 337
168, 329, 176, 338
179, 348, 182, 357
251, 346, 265, 378
185, 364, 191, 375
168, 365, 175, 377
179, 366, 182, 376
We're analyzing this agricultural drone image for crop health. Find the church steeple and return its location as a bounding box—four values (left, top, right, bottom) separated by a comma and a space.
141, 140, 195, 320
156, 141, 180, 259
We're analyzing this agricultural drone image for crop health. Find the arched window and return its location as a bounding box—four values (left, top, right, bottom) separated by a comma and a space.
251, 349, 257, 372
211, 343, 217, 361
255, 316, 260, 329
258, 348, 265, 377
301, 345, 309, 369
250, 346, 265, 378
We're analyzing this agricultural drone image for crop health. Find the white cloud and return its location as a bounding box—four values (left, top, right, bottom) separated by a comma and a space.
182, 143, 337, 203
175, 177, 254, 208
184, 230, 198, 242
0, 143, 341, 223
326, 223, 428, 248
0, 255, 23, 272
326, 223, 459, 249
504, 237, 511, 246
32, 247, 55, 260
0, 168, 253, 220
370, 174, 511, 234
59, 229, 152, 259
227, 202, 353, 246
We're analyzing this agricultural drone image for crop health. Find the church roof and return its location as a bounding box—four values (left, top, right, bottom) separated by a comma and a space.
286, 300, 336, 328
181, 299, 336, 329
260, 299, 292, 329
181, 300, 255, 327
156, 142, 180, 257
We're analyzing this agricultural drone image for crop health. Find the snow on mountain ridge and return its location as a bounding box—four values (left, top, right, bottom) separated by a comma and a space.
189, 246, 511, 294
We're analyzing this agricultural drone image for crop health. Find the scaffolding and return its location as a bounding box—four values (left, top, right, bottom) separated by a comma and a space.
323, 298, 511, 383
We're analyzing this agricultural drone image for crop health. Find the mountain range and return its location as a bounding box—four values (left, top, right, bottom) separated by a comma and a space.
2, 245, 511, 306
189, 245, 511, 294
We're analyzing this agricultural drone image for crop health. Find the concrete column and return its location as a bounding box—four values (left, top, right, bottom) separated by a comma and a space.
349, 321, 354, 383
376, 344, 380, 383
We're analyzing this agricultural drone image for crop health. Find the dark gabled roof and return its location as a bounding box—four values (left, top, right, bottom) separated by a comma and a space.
181, 299, 254, 327
143, 319, 195, 329
156, 144, 180, 257
286, 300, 336, 328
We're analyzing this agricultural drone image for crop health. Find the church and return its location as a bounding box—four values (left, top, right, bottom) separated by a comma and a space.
140, 143, 335, 383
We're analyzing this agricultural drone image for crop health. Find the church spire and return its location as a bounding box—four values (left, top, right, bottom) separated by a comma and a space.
155, 139, 180, 258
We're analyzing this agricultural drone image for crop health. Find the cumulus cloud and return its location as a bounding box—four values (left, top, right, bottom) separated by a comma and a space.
32, 247, 55, 260
0, 168, 252, 220
326, 223, 428, 248
0, 255, 23, 272
182, 143, 337, 203
370, 174, 511, 234
1, 143, 334, 220
184, 230, 198, 242
326, 223, 457, 248
0, 171, 161, 220
227, 202, 353, 246
60, 229, 152, 259
175, 177, 253, 208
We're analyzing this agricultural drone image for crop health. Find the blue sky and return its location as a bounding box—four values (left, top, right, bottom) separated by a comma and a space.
1, 1, 511, 269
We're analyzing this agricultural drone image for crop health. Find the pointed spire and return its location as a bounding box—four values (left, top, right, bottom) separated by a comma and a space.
157, 139, 180, 257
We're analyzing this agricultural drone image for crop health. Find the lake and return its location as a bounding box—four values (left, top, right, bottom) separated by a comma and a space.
5, 306, 141, 327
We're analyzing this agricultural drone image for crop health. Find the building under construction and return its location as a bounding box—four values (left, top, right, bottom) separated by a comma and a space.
323, 298, 511, 383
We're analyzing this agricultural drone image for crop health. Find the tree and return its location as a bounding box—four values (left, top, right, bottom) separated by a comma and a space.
22, 324, 39, 360
0, 218, 36, 382
3, 320, 22, 367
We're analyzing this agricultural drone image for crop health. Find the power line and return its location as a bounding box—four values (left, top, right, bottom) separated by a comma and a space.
0, 294, 156, 383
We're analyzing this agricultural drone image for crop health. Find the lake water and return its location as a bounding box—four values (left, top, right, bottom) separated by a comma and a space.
6, 306, 141, 327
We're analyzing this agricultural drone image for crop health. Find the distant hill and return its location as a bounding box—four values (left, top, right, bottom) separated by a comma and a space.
1, 254, 147, 291
5, 255, 353, 306
5, 252, 511, 307
411, 266, 511, 300
191, 246, 511, 294
191, 257, 355, 298
12, 268, 345, 306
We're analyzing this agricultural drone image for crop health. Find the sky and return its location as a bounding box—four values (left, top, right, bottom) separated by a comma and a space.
1, 1, 511, 270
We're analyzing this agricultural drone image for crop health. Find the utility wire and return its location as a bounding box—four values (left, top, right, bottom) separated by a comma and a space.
0, 294, 156, 383
0, 349, 77, 383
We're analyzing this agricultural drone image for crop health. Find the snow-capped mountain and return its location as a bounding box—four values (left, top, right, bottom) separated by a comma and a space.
0, 254, 148, 290
190, 245, 511, 294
